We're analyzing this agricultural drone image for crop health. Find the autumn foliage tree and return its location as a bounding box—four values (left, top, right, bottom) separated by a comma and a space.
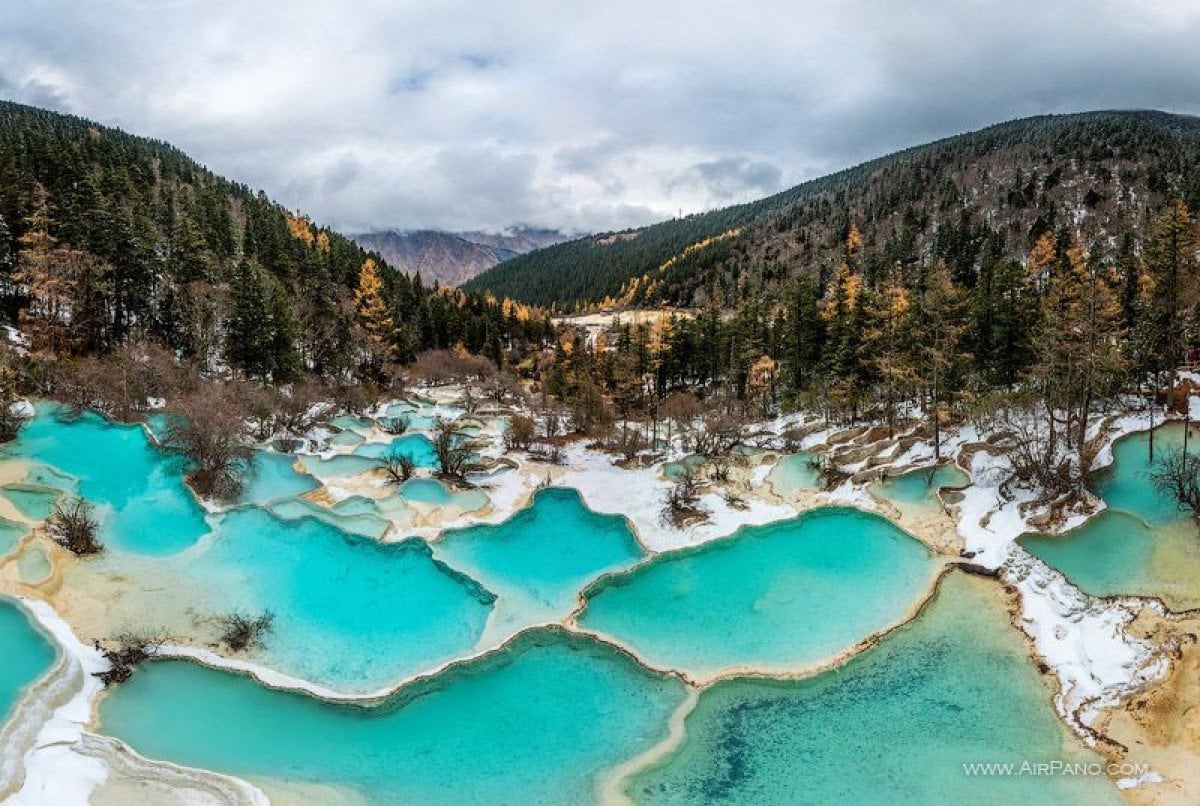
354, 257, 394, 379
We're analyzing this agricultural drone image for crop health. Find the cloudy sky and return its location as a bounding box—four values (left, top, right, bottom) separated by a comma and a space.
2, 1, 1199, 235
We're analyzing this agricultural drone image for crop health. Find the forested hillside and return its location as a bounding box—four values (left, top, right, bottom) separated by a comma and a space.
466, 111, 1200, 309
0, 101, 552, 383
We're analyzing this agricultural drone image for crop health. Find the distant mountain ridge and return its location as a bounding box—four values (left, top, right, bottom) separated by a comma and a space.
464, 110, 1200, 308
351, 227, 570, 287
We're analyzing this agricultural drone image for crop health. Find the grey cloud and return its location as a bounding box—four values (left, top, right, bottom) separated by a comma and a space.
691, 157, 784, 202
0, 0, 1198, 233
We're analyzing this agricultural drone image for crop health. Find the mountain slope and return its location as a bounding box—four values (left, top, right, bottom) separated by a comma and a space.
465, 111, 1200, 308
0, 100, 549, 378
350, 227, 568, 287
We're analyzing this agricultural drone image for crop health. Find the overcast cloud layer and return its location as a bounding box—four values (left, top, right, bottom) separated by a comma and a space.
2, 1, 1199, 234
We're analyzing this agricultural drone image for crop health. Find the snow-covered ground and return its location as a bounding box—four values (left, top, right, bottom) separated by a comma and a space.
1, 384, 1194, 803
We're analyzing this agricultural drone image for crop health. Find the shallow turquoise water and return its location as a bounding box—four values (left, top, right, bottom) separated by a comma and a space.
353, 433, 439, 467
330, 496, 382, 517
0, 599, 57, 729
237, 451, 320, 506
3, 405, 210, 554
18, 463, 77, 492
0, 484, 59, 521
299, 453, 382, 479
328, 430, 365, 447
578, 507, 940, 676
399, 478, 488, 512
98, 629, 687, 805
765, 453, 820, 495
877, 463, 970, 506
436, 488, 645, 634
1020, 424, 1200, 610
329, 415, 375, 433
268, 498, 391, 540
0, 517, 28, 556
189, 508, 496, 691
662, 455, 705, 481
627, 573, 1121, 805
16, 545, 51, 584
1092, 424, 1190, 525
81, 507, 496, 692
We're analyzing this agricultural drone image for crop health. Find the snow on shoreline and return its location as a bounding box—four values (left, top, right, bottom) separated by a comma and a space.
1004, 551, 1170, 734
5, 599, 108, 805
1, 389, 1189, 802
4, 600, 270, 806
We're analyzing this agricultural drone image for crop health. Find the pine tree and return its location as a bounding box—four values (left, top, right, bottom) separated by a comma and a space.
226, 259, 274, 378
14, 183, 77, 355
915, 260, 970, 461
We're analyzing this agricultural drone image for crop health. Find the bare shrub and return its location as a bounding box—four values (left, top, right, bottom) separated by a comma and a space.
1150, 447, 1200, 518
95, 631, 165, 685
383, 448, 416, 484
163, 384, 253, 500
529, 439, 564, 465
47, 496, 102, 555
484, 372, 526, 405
434, 417, 473, 480
57, 341, 190, 422
661, 467, 708, 527
693, 407, 744, 457
709, 453, 732, 482
606, 423, 648, 462
504, 415, 536, 451
412, 349, 495, 387
216, 611, 275, 653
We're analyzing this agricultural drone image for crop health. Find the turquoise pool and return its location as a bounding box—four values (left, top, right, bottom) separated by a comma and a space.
97, 628, 687, 805
577, 507, 941, 677
625, 573, 1121, 805
1020, 424, 1200, 609
2, 405, 210, 554
436, 488, 645, 636
0, 599, 57, 730
876, 463, 970, 506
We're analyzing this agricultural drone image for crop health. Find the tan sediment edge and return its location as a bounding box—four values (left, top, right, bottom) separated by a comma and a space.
593, 566, 995, 804
7, 401, 1190, 802
990, 561, 1200, 804
569, 560, 955, 688
76, 733, 268, 806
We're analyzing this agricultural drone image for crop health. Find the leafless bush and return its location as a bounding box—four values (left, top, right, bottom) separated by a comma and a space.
47, 496, 102, 555
216, 611, 275, 653
661, 467, 708, 527
484, 372, 526, 405
383, 448, 417, 484
529, 439, 564, 464
95, 631, 166, 685
693, 408, 744, 458
57, 341, 190, 422
434, 417, 473, 480
1000, 406, 1082, 506
1150, 447, 1200, 518
504, 415, 536, 451
606, 424, 649, 462
412, 349, 495, 386
711, 454, 734, 482
163, 385, 253, 500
